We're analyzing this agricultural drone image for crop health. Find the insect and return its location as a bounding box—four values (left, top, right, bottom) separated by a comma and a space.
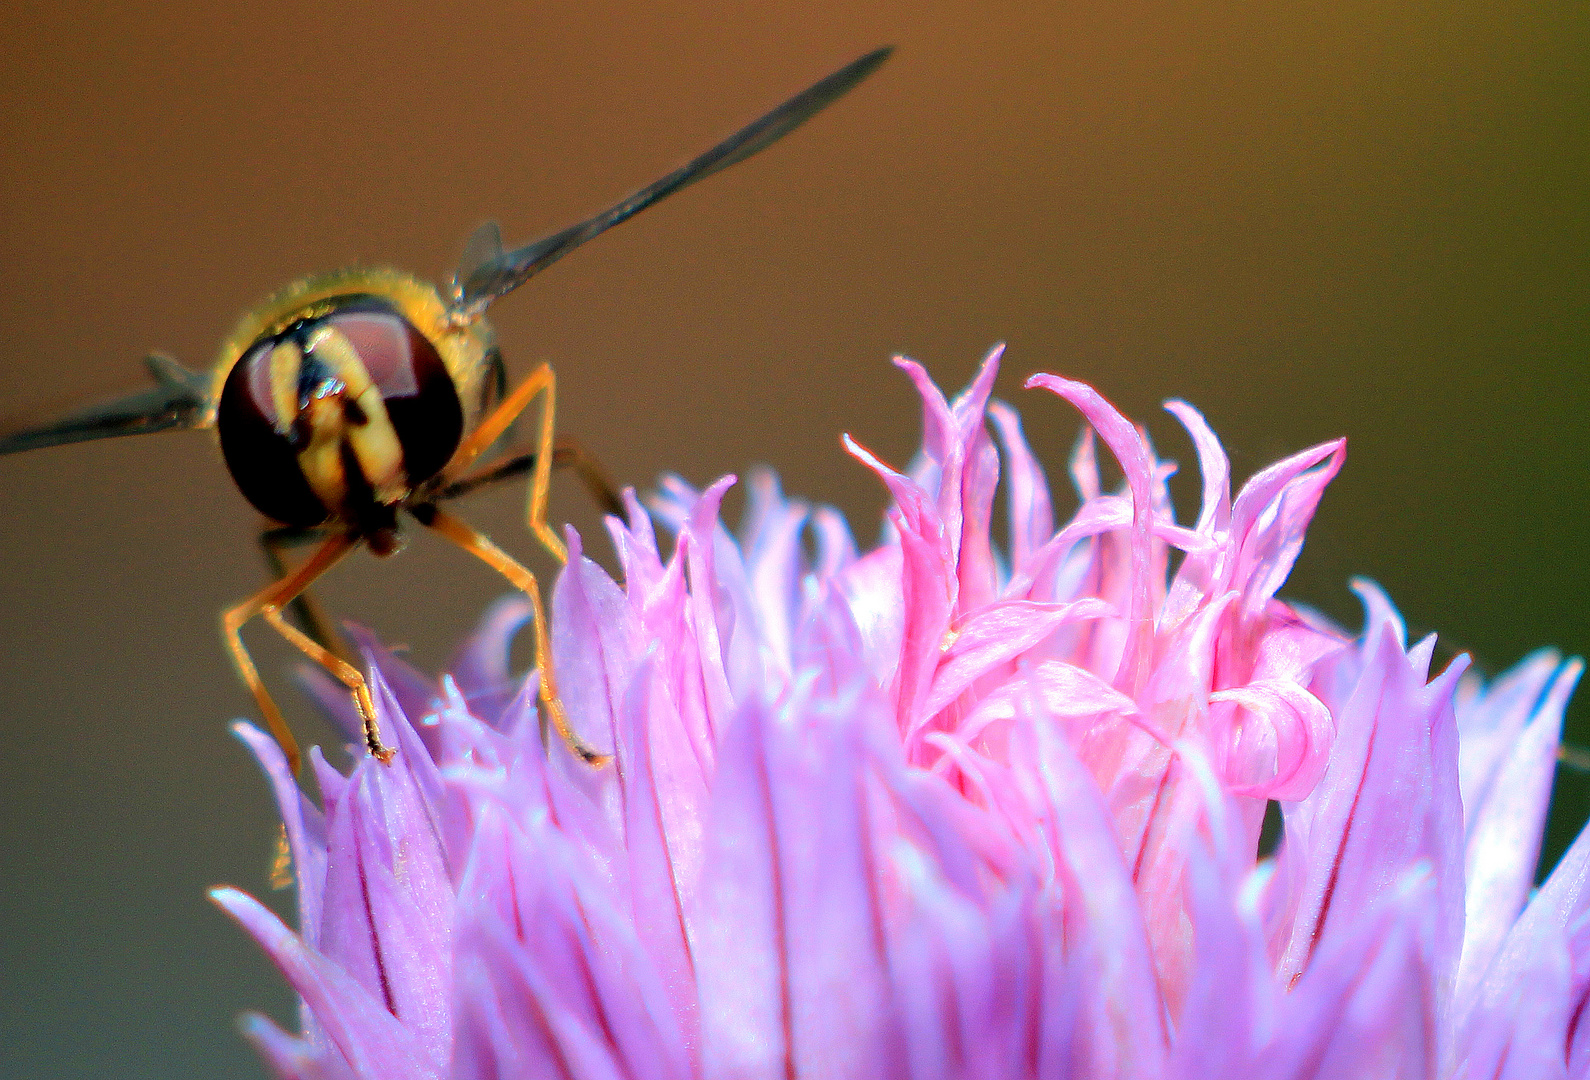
0, 47, 891, 775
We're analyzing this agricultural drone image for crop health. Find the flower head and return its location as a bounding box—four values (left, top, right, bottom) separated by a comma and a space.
214, 348, 1586, 1079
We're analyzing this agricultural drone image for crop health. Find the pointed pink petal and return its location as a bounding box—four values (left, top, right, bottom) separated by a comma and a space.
811, 504, 857, 578
844, 434, 955, 738
1459, 916, 1571, 1080
450, 915, 628, 1080
450, 943, 573, 1080
210, 888, 440, 1080
775, 707, 905, 1080
1163, 399, 1230, 539
608, 488, 667, 602
447, 594, 534, 730
1228, 439, 1346, 615
679, 475, 747, 738
1210, 679, 1334, 801
1457, 648, 1574, 836
1466, 797, 1590, 1063
1026, 374, 1156, 696
1167, 751, 1271, 1079
893, 348, 1001, 593
615, 654, 700, 1053
886, 845, 1027, 1080
739, 468, 811, 677
1455, 657, 1582, 1019
693, 702, 790, 1080
232, 722, 329, 950
1261, 868, 1439, 1080
988, 399, 1054, 577
1012, 711, 1168, 1075
456, 806, 689, 1080
836, 543, 905, 688
551, 527, 643, 760
895, 355, 957, 486
237, 1013, 351, 1080
1272, 588, 1468, 1005
1069, 426, 1100, 501
315, 722, 453, 1065
698, 696, 903, 1080
1087, 593, 1235, 897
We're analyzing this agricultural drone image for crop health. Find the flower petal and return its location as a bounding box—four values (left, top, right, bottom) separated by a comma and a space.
923, 597, 1111, 720
1026, 373, 1157, 696
210, 887, 440, 1080
1455, 656, 1582, 1020
987, 399, 1054, 579
1271, 583, 1468, 1019
697, 694, 904, 1080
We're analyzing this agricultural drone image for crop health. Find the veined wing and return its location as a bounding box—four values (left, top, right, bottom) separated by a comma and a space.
451, 46, 892, 315
0, 353, 212, 455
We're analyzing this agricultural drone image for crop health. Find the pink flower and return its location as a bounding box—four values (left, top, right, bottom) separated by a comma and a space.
213, 348, 1586, 1079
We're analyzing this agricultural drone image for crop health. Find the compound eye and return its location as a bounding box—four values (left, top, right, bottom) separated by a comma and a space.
217, 336, 328, 526
314, 305, 462, 486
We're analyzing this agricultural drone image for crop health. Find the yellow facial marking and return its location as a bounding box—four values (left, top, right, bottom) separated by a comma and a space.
301, 326, 408, 506
296, 392, 348, 514
267, 341, 303, 437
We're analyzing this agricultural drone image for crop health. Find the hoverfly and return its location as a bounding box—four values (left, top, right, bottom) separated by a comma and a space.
0, 47, 891, 775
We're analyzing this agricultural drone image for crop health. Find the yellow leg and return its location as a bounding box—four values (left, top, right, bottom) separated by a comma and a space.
414, 505, 609, 766
550, 436, 625, 520
263, 609, 383, 756
438, 437, 625, 521
524, 364, 562, 563
259, 524, 356, 668
221, 533, 394, 773
443, 361, 565, 563
448, 362, 548, 473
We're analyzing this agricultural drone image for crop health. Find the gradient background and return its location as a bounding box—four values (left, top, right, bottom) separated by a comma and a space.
1, 2, 1585, 1076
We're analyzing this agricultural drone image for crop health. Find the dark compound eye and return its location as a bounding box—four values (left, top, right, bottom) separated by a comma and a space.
217, 298, 464, 526
218, 335, 327, 526
313, 302, 463, 487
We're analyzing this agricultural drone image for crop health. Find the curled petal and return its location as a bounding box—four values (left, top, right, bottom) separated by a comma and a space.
1026, 373, 1156, 696
1210, 679, 1334, 801
923, 598, 1112, 720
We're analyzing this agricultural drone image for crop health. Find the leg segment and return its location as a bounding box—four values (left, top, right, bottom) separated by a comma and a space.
436, 436, 625, 519
412, 505, 610, 766
550, 436, 625, 519
222, 532, 393, 773
263, 608, 382, 756
258, 524, 355, 667
441, 361, 564, 562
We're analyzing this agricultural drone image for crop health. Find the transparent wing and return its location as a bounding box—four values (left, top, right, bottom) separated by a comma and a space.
0, 353, 213, 455
451, 45, 892, 314
454, 221, 505, 296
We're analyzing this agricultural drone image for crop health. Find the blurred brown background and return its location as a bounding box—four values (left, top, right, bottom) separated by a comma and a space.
0, 1, 1584, 1076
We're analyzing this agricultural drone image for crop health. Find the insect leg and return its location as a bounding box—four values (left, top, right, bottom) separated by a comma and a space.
436, 436, 624, 519
445, 361, 548, 479
258, 524, 355, 666
443, 362, 564, 561
261, 609, 389, 763
550, 435, 624, 519
410, 504, 610, 766
221, 533, 388, 774
434, 450, 538, 501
